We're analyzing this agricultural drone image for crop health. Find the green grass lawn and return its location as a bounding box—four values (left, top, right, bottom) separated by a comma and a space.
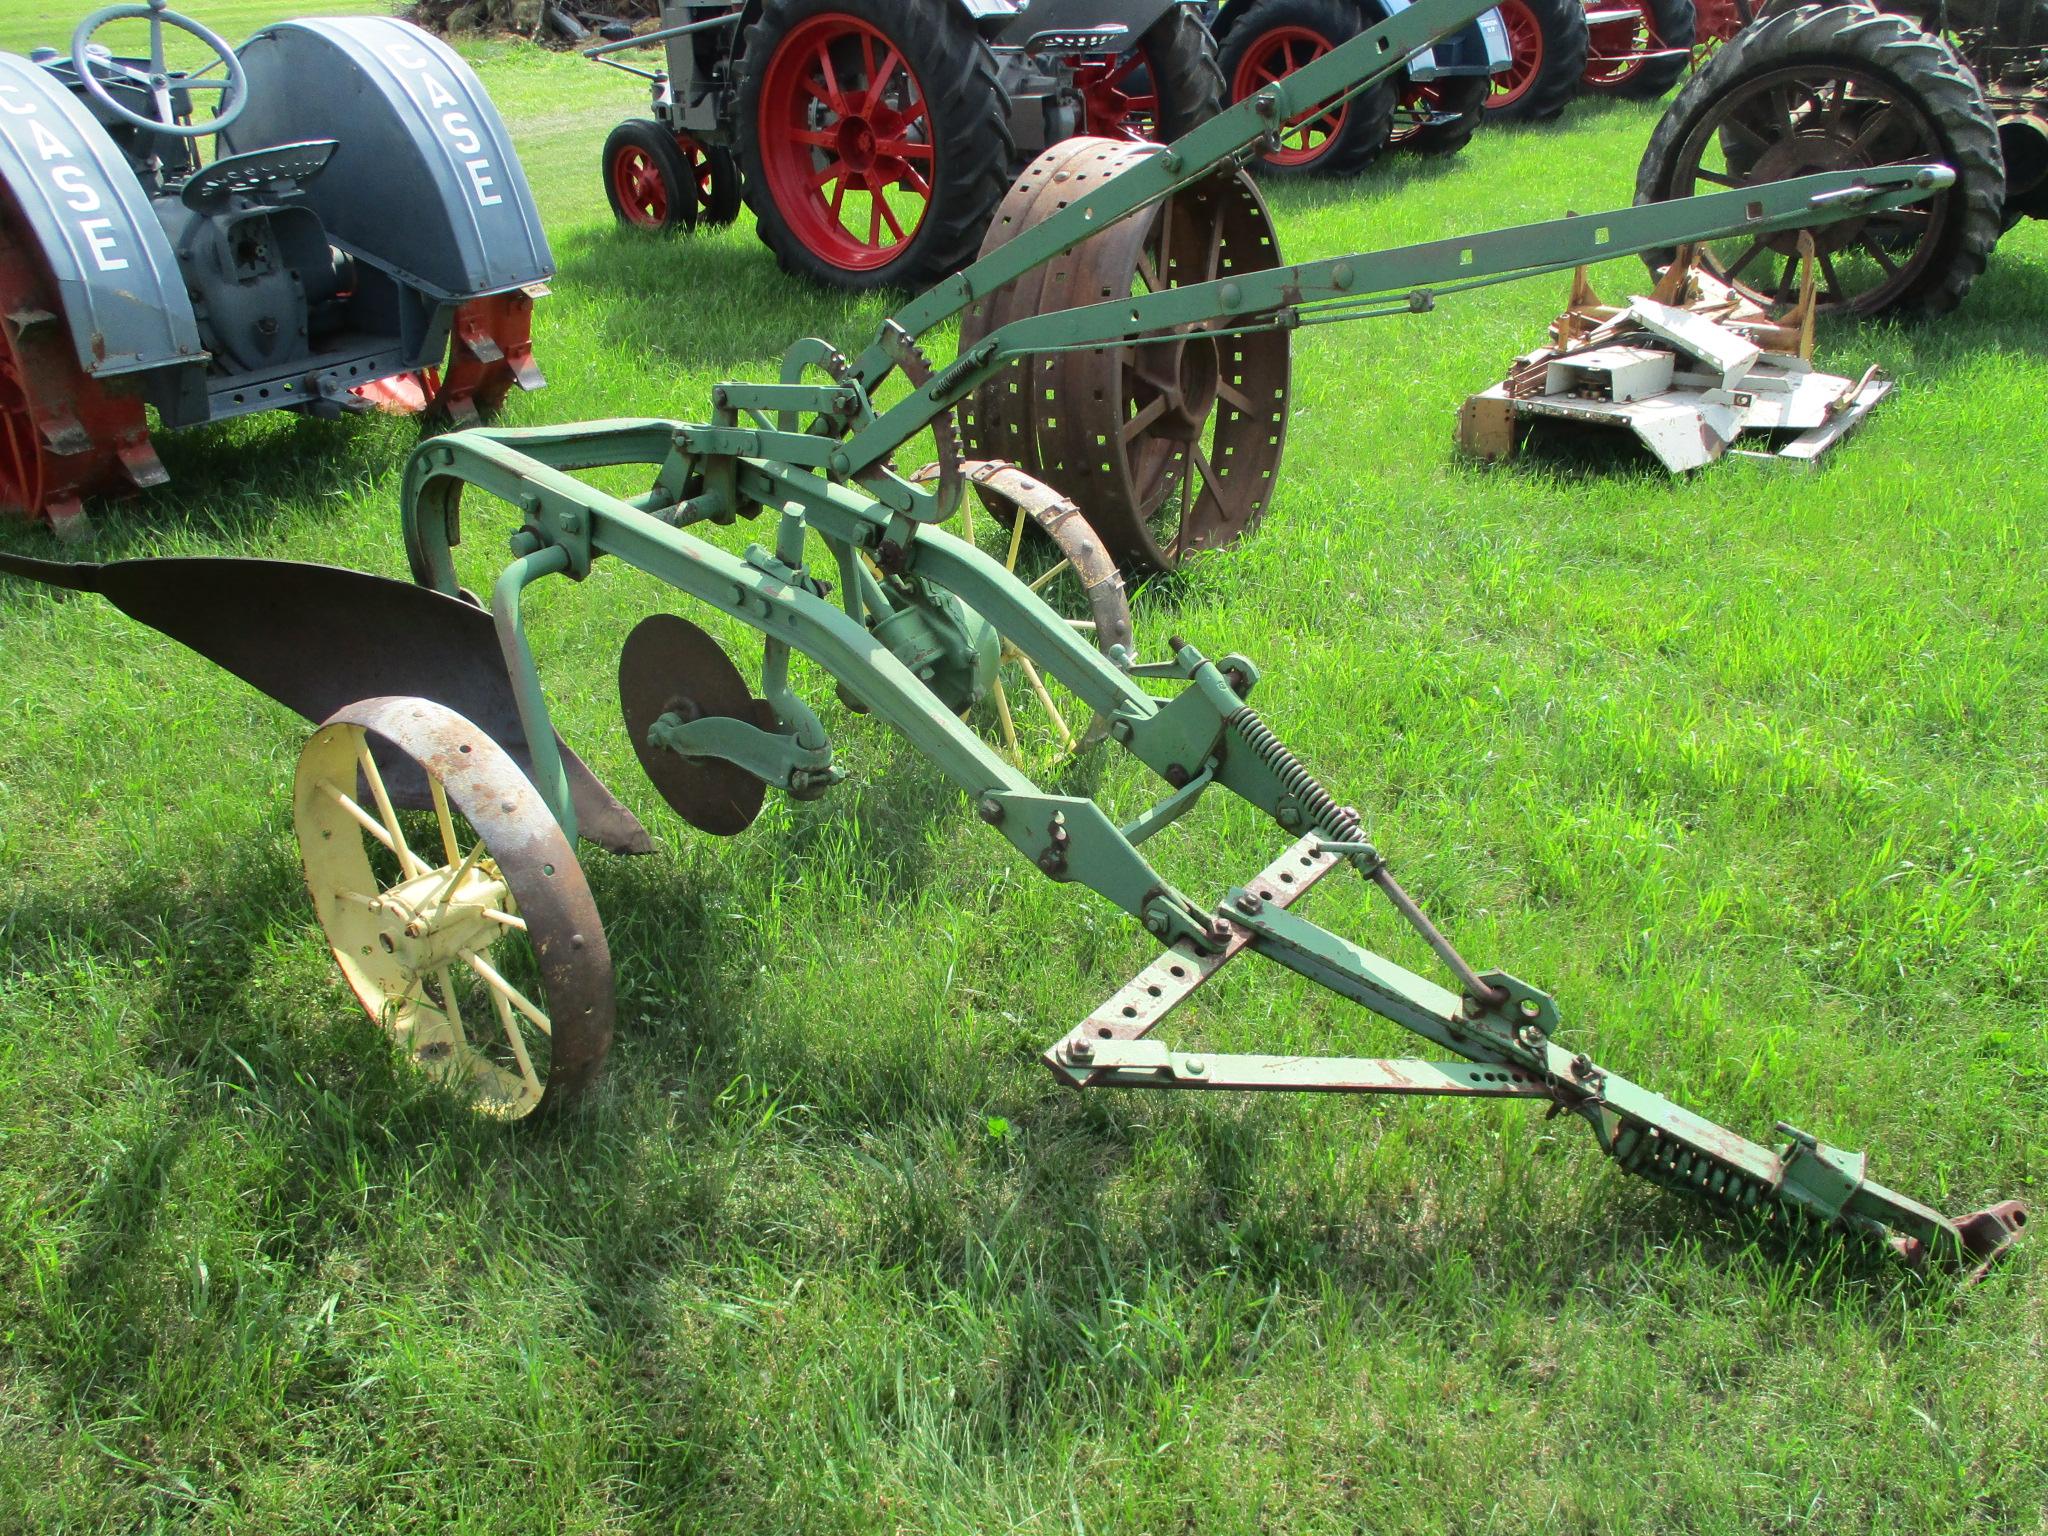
3, 15, 2046, 1534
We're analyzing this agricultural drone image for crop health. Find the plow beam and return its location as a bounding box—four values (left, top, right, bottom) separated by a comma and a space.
1046, 834, 2028, 1277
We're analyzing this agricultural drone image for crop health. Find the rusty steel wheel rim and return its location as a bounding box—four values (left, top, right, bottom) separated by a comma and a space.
960, 138, 1290, 575
294, 695, 614, 1119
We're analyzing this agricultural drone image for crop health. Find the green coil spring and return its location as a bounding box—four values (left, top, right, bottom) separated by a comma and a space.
1611, 1119, 1831, 1234
1227, 705, 1374, 858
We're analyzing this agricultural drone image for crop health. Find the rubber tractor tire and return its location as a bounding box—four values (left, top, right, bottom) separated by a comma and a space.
603, 119, 700, 232
737, 0, 1016, 289
1077, 2, 1227, 144
1486, 0, 1591, 122
1637, 3, 2004, 318
1388, 71, 1490, 155
1218, 0, 1396, 176
1582, 0, 1697, 99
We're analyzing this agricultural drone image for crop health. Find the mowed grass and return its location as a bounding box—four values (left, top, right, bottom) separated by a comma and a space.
2, 18, 2046, 1533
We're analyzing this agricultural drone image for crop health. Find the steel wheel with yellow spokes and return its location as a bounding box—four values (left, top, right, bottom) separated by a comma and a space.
947, 459, 1136, 767
293, 695, 614, 1119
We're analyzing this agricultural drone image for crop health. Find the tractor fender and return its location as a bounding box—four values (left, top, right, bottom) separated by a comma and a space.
0, 53, 203, 378
218, 17, 550, 303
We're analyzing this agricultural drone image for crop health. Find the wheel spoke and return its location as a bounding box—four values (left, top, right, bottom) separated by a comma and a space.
1016, 656, 1074, 751
1122, 392, 1170, 442
1723, 238, 1769, 281
989, 675, 1020, 757
463, 948, 553, 1037
1215, 377, 1257, 415
432, 966, 473, 1046
429, 778, 460, 866
357, 745, 426, 879
1860, 233, 1900, 276
434, 837, 488, 914
320, 781, 399, 855
1027, 557, 1071, 594
486, 980, 544, 1100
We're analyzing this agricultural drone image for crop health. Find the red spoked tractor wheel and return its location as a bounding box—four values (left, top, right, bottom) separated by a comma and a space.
1581, 0, 1696, 98
1486, 0, 1589, 121
1070, 3, 1225, 144
1217, 0, 1395, 176
602, 119, 743, 233
0, 196, 164, 539
736, 0, 1013, 289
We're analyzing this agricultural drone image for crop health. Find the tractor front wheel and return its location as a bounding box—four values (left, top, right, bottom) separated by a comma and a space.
1387, 72, 1490, 155
1073, 3, 1226, 144
1582, 0, 1696, 99
1218, 0, 1396, 176
603, 119, 698, 232
1485, 0, 1589, 122
737, 0, 1014, 289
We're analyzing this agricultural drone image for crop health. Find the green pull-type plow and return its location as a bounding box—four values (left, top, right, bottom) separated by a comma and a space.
2, 0, 2024, 1275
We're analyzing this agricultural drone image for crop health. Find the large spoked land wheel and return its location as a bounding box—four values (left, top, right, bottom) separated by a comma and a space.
294, 696, 615, 1120
0, 191, 163, 538
940, 459, 1136, 765
1636, 4, 2004, 317
960, 139, 1291, 576
1071, 3, 1227, 144
1217, 0, 1396, 176
1582, 0, 1696, 98
737, 0, 1015, 289
1486, 0, 1590, 121
1387, 72, 1490, 155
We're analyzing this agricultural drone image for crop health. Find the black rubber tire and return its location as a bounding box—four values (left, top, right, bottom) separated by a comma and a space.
602, 119, 697, 233
1487, 0, 1590, 122
1218, 0, 1396, 176
699, 140, 745, 226
1637, 3, 2004, 317
736, 0, 1016, 290
1136, 2, 1229, 141
1389, 72, 1489, 155
1595, 0, 1697, 99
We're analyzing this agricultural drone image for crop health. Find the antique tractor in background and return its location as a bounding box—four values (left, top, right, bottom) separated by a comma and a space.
0, 3, 553, 536
590, 0, 1224, 288
4, 0, 2025, 1281
1207, 0, 1510, 172
1638, 0, 2048, 317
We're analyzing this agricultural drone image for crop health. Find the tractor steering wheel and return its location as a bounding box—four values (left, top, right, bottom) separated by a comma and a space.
70, 0, 247, 138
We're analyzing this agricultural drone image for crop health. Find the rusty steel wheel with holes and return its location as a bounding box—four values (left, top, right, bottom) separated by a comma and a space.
959, 138, 1290, 576
294, 695, 614, 1119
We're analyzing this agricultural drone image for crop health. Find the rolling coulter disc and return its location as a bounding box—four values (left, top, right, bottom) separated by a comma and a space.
0, 195, 164, 537
617, 612, 777, 835
939, 459, 1136, 764
959, 138, 1290, 576
294, 695, 614, 1119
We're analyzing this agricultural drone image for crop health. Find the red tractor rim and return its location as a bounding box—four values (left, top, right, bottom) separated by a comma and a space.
610, 143, 671, 226
1229, 25, 1345, 167
1583, 0, 1651, 87
1388, 78, 1439, 144
756, 12, 934, 272
1489, 0, 1544, 108
676, 132, 717, 206
0, 321, 45, 516
1072, 46, 1164, 142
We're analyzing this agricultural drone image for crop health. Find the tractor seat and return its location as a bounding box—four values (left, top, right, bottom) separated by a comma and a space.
181, 140, 339, 210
